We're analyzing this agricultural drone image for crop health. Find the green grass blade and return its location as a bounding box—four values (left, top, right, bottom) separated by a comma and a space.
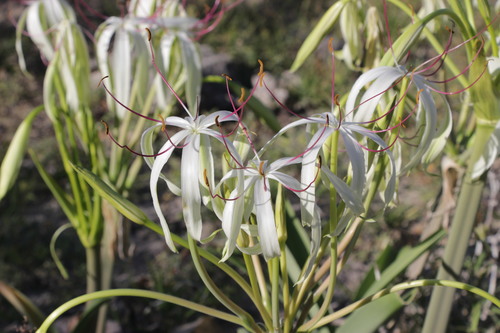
29, 149, 76, 223
289, 1, 347, 72
0, 281, 58, 333
71, 163, 161, 233
360, 229, 445, 298
355, 244, 396, 300
336, 293, 406, 333
0, 106, 43, 200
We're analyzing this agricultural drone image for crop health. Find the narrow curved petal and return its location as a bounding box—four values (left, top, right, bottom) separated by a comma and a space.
150, 130, 190, 252
270, 156, 302, 172
26, 2, 54, 61
403, 77, 437, 171
339, 128, 365, 196
154, 32, 175, 110
320, 165, 364, 215
181, 134, 203, 241
300, 127, 335, 226
346, 124, 397, 204
422, 96, 452, 165
111, 28, 132, 118
259, 116, 325, 157
141, 124, 182, 196
221, 172, 246, 261
179, 31, 202, 117
164, 116, 191, 128
345, 66, 403, 122
254, 177, 280, 260
199, 134, 214, 206
268, 172, 302, 196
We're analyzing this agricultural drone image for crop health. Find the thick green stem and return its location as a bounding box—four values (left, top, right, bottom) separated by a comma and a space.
270, 257, 280, 332
187, 236, 265, 332
86, 242, 107, 333
421, 176, 485, 333
85, 245, 102, 310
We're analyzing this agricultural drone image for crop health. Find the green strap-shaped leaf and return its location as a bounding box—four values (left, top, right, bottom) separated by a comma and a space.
49, 223, 72, 280
0, 106, 43, 200
71, 163, 161, 234
290, 0, 348, 72
337, 230, 445, 332
0, 281, 58, 333
29, 149, 76, 224
72, 298, 111, 333
360, 229, 446, 298
336, 293, 407, 333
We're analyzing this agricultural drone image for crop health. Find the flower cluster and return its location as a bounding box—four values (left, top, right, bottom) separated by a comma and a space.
102, 14, 483, 270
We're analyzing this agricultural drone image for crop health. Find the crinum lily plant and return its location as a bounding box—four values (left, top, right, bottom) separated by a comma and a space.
5, 1, 500, 332
95, 7, 499, 331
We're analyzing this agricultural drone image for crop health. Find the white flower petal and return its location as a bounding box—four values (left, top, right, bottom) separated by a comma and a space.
112, 28, 132, 118
402, 79, 437, 171
422, 96, 452, 164
259, 116, 324, 156
165, 116, 191, 128
199, 134, 214, 206
348, 125, 397, 204
254, 178, 280, 260
320, 165, 364, 215
181, 134, 203, 241
26, 2, 54, 61
221, 175, 246, 261
268, 172, 302, 195
270, 156, 302, 172
345, 66, 402, 122
141, 124, 182, 196
339, 128, 365, 196
301, 127, 335, 226
150, 130, 190, 252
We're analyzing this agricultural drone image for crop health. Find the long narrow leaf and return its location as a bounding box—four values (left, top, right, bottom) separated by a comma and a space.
0, 106, 43, 200
290, 0, 347, 72
29, 149, 76, 223
71, 163, 159, 233
336, 293, 406, 333
0, 281, 58, 333
361, 229, 445, 298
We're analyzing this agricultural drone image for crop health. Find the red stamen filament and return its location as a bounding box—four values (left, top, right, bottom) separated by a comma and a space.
145, 28, 191, 117
101, 120, 178, 157
99, 76, 161, 124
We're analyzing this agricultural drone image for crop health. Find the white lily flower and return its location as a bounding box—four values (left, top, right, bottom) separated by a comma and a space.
218, 157, 305, 261
256, 53, 396, 278
95, 0, 201, 118
103, 76, 240, 253
345, 64, 452, 171
16, 0, 89, 119
100, 25, 239, 252
347, 16, 487, 172
141, 111, 239, 252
